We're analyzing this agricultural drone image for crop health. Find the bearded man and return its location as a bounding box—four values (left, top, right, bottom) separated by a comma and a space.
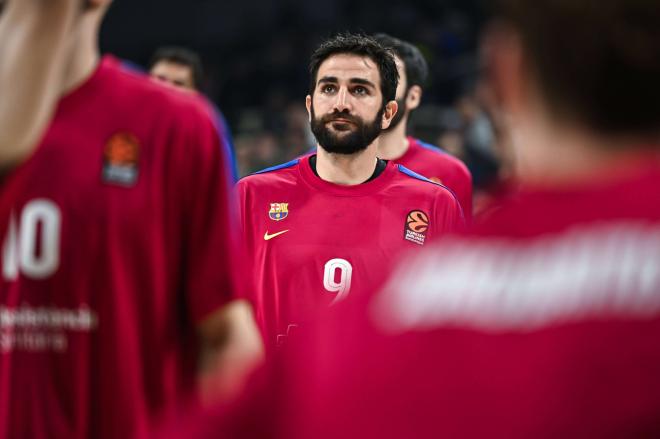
235, 33, 464, 351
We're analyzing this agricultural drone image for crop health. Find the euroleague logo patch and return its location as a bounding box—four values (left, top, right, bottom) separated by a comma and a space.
102, 132, 140, 186
404, 210, 429, 245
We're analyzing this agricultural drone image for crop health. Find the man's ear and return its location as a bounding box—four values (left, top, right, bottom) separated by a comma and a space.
380, 100, 399, 130
406, 85, 422, 111
305, 95, 312, 122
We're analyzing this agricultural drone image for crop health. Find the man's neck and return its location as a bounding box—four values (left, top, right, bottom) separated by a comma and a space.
316, 144, 380, 185
376, 119, 410, 160
513, 121, 659, 188
61, 20, 100, 96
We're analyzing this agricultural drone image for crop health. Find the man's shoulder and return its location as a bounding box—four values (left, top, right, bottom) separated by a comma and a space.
392, 163, 457, 199
408, 138, 470, 172
237, 159, 301, 189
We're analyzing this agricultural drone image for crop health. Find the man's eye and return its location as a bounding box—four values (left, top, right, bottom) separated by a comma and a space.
322, 85, 336, 94
353, 86, 368, 95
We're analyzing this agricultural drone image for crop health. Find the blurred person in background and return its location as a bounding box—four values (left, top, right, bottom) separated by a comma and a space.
455, 90, 500, 200
435, 130, 466, 162
167, 0, 660, 437
282, 102, 317, 159
465, 80, 519, 218
232, 109, 286, 177
0, 0, 262, 438
235, 33, 464, 351
234, 130, 285, 176
456, 92, 497, 164
149, 46, 203, 92
373, 33, 473, 219
234, 102, 316, 177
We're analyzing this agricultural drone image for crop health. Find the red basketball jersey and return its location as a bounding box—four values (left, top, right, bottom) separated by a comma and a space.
236, 155, 463, 349
0, 56, 237, 439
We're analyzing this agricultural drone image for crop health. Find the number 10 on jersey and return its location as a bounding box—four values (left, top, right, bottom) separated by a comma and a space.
323, 258, 353, 305
3, 199, 61, 281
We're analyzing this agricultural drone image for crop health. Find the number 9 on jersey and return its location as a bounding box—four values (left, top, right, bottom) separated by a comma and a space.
323, 258, 353, 305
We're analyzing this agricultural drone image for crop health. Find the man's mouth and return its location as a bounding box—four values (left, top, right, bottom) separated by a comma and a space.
329, 120, 355, 131
331, 118, 354, 124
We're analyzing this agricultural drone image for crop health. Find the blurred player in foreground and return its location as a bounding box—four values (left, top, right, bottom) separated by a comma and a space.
165, 0, 660, 437
373, 33, 473, 219
236, 33, 463, 350
0, 1, 262, 438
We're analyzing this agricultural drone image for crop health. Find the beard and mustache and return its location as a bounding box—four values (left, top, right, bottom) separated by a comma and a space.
310, 104, 385, 155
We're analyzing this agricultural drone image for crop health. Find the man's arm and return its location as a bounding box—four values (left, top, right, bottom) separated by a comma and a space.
197, 299, 264, 403
0, 0, 80, 168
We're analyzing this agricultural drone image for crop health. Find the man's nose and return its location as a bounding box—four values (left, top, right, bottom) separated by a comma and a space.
332, 87, 352, 113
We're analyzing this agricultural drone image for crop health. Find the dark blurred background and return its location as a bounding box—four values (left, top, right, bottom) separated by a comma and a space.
100, 0, 501, 190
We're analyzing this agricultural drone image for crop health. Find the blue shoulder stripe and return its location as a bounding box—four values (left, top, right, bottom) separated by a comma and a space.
253, 159, 300, 175
209, 106, 239, 183
119, 59, 146, 75
416, 138, 449, 156
397, 165, 444, 186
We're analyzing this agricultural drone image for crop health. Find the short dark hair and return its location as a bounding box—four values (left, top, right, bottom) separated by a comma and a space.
373, 33, 429, 91
149, 46, 204, 90
309, 33, 399, 106
497, 0, 660, 137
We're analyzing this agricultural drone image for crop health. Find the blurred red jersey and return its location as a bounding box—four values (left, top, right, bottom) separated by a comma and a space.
0, 56, 237, 439
236, 155, 463, 349
396, 137, 472, 219
278, 157, 660, 438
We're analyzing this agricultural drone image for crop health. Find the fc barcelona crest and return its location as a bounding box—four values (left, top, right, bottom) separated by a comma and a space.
269, 203, 289, 221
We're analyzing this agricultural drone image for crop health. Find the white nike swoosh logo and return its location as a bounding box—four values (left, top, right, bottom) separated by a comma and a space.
264, 230, 290, 241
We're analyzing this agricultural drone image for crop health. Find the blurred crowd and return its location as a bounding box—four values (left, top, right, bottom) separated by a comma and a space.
106, 1, 500, 195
